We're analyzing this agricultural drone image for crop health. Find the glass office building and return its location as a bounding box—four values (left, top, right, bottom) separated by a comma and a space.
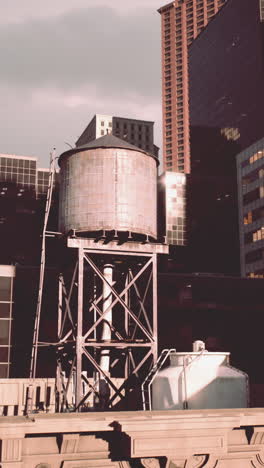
0, 154, 37, 191
189, 0, 264, 154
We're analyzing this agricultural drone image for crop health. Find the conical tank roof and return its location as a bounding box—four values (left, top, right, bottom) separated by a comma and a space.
58, 133, 159, 166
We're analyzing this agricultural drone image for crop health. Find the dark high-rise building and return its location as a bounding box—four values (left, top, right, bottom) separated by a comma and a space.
189, 0, 264, 155
158, 0, 227, 173
187, 0, 264, 275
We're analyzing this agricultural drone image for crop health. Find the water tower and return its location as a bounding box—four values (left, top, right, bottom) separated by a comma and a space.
56, 134, 168, 411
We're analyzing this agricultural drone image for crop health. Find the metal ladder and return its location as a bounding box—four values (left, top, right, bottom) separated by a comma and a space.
141, 348, 176, 410
29, 151, 56, 383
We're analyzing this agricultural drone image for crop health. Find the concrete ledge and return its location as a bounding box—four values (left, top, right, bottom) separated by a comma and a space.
1, 408, 264, 467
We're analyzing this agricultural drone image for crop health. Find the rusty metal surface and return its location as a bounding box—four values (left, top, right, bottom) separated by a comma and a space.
59, 147, 157, 237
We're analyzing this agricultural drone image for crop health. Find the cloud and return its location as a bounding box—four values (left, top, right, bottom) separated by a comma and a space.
0, 7, 161, 98
0, 84, 162, 167
1, 1, 163, 24
0, 3, 163, 168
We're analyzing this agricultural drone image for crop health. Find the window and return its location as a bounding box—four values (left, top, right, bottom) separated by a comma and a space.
243, 188, 260, 205
0, 278, 11, 302
101, 130, 104, 136
0, 303, 10, 318
109, 122, 112, 128
245, 248, 263, 264
101, 121, 104, 126
0, 321, 9, 345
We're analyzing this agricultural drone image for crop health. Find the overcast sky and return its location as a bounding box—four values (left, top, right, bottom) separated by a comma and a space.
1, 0, 163, 168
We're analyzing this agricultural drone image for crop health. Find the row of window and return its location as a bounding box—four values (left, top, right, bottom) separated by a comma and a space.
0, 172, 36, 186
243, 206, 264, 225
241, 150, 264, 168
245, 227, 264, 244
100, 121, 112, 128
243, 186, 264, 205
0, 159, 36, 169
245, 248, 263, 264
115, 122, 150, 133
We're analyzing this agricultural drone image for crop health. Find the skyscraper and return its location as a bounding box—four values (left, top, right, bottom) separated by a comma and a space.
158, 0, 227, 173
189, 0, 264, 155
188, 0, 264, 276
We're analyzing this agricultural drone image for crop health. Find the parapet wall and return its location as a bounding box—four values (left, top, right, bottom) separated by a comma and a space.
1, 408, 264, 467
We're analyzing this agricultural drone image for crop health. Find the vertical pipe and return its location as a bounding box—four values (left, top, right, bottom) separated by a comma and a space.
76, 248, 84, 409
124, 270, 130, 378
100, 264, 114, 374
56, 275, 63, 411
57, 274, 63, 339
152, 253, 158, 363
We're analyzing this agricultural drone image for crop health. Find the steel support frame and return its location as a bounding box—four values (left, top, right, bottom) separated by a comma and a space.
56, 244, 158, 412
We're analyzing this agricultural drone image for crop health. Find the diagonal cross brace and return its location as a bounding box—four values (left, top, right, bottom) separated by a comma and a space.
129, 268, 153, 336
83, 254, 154, 342
82, 347, 125, 405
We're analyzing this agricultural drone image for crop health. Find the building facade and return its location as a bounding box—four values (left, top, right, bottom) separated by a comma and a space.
75, 114, 159, 158
0, 265, 15, 378
158, 0, 226, 173
237, 137, 264, 278
0, 154, 59, 265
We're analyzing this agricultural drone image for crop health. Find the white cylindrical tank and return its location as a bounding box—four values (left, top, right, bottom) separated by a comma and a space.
152, 341, 248, 410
